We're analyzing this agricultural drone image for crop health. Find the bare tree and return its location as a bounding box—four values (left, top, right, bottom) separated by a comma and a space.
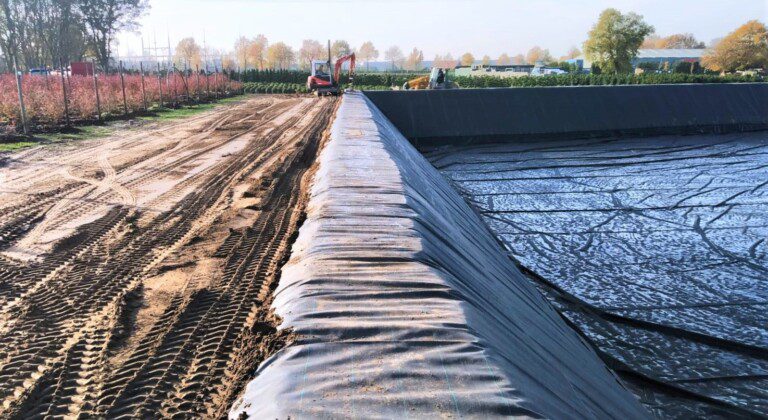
561, 46, 581, 60
234, 36, 249, 70
174, 37, 201, 69
1, 0, 92, 70
460, 52, 474, 66
357, 41, 378, 70
299, 39, 323, 70
643, 33, 705, 49
404, 47, 423, 71
79, 0, 148, 70
433, 53, 455, 68
0, 0, 21, 70
221, 52, 236, 71
384, 45, 403, 70
526, 46, 553, 65
266, 42, 295, 69
330, 39, 351, 58
247, 34, 267, 69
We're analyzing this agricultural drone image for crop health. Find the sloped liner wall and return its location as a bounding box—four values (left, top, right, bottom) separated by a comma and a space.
230, 93, 647, 418
364, 84, 768, 147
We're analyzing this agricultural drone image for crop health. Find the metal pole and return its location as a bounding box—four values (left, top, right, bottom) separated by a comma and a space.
119, 60, 128, 115
157, 62, 164, 108
140, 61, 148, 111
92, 60, 101, 121
60, 58, 70, 126
12, 55, 28, 135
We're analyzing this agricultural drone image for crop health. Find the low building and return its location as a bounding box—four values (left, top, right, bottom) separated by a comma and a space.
633, 48, 706, 68
569, 49, 706, 71
454, 64, 535, 78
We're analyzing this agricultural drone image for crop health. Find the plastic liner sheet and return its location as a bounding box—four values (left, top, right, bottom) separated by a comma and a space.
426, 133, 768, 417
364, 84, 768, 147
230, 93, 648, 419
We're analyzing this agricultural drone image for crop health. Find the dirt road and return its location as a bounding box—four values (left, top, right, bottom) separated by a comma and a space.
0, 95, 336, 418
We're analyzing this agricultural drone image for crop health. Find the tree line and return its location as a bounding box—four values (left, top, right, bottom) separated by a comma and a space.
0, 0, 148, 72
204, 14, 766, 75
583, 10, 766, 74
2, 1, 764, 76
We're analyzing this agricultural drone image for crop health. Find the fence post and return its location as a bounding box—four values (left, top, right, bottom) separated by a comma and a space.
195, 65, 201, 103
92, 60, 101, 121
180, 67, 190, 102
214, 69, 219, 99
157, 63, 164, 108
119, 60, 128, 115
59, 58, 70, 127
12, 55, 29, 135
205, 66, 211, 100
140, 61, 148, 111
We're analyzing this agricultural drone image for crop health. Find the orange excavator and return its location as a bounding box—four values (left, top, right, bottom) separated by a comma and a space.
307, 41, 355, 96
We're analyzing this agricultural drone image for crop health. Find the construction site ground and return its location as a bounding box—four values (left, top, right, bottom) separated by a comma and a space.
0, 94, 336, 418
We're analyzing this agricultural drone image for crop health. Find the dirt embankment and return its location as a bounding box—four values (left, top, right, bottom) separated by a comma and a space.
0, 94, 337, 418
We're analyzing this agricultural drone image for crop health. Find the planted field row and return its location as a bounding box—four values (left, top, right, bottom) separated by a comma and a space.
242, 82, 391, 94
0, 73, 243, 129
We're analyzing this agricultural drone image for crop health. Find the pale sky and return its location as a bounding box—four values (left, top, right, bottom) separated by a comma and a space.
117, 0, 767, 60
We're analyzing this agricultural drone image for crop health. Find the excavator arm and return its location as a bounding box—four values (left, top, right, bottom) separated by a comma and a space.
334, 53, 356, 87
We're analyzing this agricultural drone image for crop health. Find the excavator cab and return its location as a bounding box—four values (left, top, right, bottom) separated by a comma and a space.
312, 61, 331, 81
308, 60, 335, 95
307, 45, 356, 96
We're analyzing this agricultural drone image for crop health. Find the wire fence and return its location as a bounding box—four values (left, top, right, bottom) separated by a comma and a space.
1, 62, 243, 134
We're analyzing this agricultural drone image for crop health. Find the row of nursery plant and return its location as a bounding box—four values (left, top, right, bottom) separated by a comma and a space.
1, 73, 241, 129
242, 82, 308, 94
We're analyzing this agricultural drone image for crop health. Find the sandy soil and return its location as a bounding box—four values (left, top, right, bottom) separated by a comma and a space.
0, 94, 337, 418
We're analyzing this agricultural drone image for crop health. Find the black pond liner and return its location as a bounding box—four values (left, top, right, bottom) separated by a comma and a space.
364, 85, 768, 417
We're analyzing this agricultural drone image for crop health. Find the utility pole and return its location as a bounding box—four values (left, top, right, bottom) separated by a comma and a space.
203, 29, 208, 73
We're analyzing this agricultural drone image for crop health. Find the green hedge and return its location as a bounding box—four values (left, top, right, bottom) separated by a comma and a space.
241, 72, 764, 94
455, 73, 764, 88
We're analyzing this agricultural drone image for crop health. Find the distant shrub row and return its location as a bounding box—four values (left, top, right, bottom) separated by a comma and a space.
454, 73, 765, 88
240, 72, 764, 95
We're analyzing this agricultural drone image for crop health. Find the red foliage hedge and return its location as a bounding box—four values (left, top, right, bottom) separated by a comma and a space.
0, 73, 242, 128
